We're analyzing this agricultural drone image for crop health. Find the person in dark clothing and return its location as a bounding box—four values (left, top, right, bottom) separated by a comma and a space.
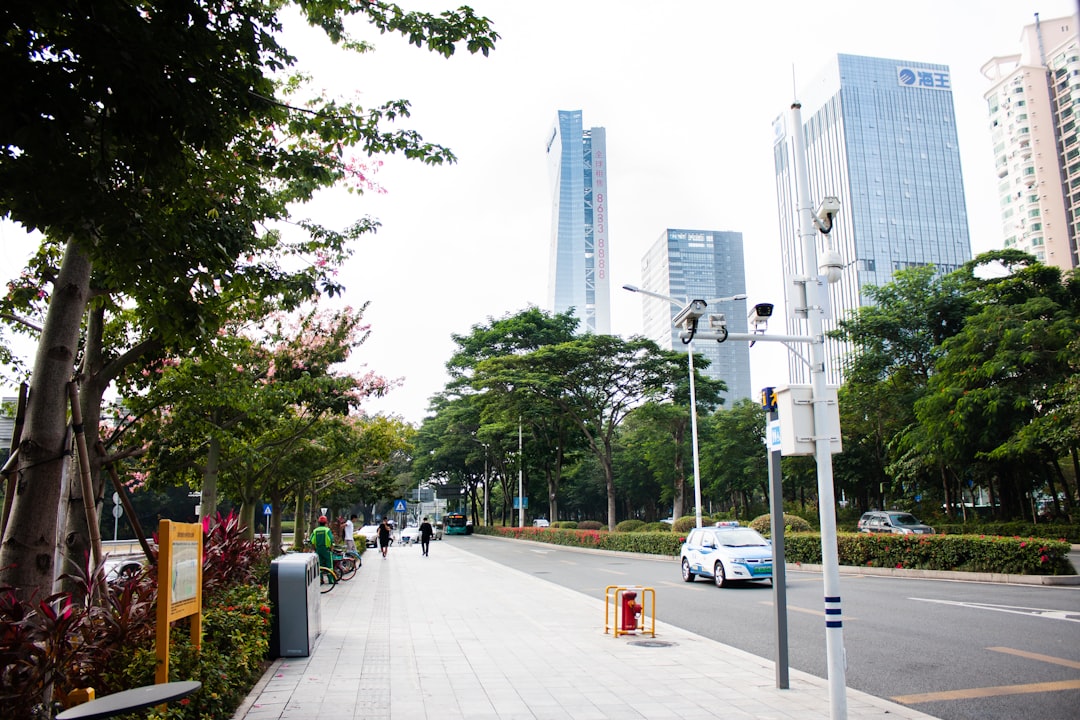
377, 518, 393, 557
419, 516, 434, 556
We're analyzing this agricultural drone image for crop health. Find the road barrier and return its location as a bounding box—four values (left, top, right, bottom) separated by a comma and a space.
604, 585, 655, 638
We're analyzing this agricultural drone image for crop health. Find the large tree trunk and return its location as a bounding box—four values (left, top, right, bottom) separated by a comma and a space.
56, 305, 108, 596
672, 422, 686, 521
0, 239, 93, 602
200, 434, 221, 523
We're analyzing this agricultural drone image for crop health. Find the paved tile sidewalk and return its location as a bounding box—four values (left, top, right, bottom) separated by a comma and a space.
233, 539, 939, 720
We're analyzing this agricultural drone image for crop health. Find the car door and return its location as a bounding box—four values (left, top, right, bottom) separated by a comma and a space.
684, 529, 706, 574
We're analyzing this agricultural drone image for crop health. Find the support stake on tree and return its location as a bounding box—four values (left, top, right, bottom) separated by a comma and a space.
68, 382, 103, 569
0, 384, 28, 539
97, 441, 155, 564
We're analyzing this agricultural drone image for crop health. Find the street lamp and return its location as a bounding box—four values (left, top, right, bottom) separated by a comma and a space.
677, 103, 849, 719
622, 284, 747, 529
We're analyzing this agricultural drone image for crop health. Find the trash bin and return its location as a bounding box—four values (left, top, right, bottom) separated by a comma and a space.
269, 553, 321, 658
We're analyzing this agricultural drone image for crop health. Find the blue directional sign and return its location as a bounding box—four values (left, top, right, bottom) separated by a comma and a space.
393, 499, 407, 513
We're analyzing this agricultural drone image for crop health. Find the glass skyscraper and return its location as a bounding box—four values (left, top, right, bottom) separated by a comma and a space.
773, 54, 972, 384
547, 110, 610, 334
639, 229, 751, 405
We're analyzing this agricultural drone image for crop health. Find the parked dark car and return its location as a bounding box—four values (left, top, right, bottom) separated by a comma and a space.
858, 510, 934, 535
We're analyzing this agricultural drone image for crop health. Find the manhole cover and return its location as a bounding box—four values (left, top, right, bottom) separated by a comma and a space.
628, 640, 675, 648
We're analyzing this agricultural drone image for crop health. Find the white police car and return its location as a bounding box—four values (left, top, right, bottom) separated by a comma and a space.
679, 522, 773, 587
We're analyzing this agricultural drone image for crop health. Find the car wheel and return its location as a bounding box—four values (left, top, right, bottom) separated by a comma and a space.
713, 561, 727, 588
681, 558, 695, 582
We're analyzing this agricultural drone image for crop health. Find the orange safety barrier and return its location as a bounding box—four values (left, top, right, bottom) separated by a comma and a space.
604, 585, 656, 638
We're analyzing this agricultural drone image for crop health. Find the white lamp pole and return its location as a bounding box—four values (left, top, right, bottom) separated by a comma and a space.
622, 284, 746, 529
518, 416, 524, 528
790, 101, 847, 719
686, 341, 703, 529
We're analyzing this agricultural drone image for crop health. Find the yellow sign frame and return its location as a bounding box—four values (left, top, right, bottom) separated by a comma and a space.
155, 520, 203, 685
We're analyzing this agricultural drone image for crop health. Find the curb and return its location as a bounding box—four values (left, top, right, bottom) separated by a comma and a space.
792, 563, 1080, 585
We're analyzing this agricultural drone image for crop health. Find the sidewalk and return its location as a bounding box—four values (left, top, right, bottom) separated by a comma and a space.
233, 539, 938, 720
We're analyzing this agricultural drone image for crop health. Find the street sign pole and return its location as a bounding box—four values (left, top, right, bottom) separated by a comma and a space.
762, 388, 789, 689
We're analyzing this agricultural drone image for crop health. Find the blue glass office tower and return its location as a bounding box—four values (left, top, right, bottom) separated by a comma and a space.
547, 110, 610, 334
773, 54, 972, 384
639, 229, 751, 405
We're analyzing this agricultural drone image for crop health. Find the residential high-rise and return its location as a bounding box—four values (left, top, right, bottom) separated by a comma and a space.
638, 229, 751, 405
546, 110, 610, 334
773, 54, 972, 384
982, 13, 1080, 272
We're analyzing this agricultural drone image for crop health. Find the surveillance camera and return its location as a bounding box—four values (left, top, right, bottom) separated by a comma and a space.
819, 248, 845, 284
748, 303, 773, 324
748, 303, 773, 333
707, 313, 727, 329
672, 299, 708, 329
814, 196, 841, 234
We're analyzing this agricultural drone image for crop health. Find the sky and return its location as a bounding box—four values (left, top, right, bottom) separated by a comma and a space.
2, 0, 1078, 424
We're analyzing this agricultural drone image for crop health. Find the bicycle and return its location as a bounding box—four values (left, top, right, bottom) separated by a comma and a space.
318, 564, 338, 593
330, 546, 358, 581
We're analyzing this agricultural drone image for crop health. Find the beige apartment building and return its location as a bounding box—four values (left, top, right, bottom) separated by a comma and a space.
982, 13, 1080, 272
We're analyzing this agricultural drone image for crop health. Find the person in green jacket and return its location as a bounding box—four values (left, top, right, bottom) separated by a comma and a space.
311, 515, 335, 571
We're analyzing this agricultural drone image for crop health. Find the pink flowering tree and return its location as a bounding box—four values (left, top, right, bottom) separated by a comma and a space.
0, 1, 497, 603
121, 305, 400, 546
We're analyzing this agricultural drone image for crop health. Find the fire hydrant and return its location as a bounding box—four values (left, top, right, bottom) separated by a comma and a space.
620, 591, 641, 632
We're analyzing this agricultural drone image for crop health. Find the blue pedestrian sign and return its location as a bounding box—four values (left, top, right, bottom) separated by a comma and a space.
393, 499, 407, 513
263, 503, 272, 516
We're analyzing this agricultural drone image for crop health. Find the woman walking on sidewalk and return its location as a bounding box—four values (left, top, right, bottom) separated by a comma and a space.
377, 518, 393, 558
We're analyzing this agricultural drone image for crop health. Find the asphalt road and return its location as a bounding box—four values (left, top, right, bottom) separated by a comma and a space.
451, 534, 1080, 720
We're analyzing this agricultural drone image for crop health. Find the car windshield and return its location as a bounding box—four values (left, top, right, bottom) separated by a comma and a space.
888, 513, 921, 526
717, 529, 768, 547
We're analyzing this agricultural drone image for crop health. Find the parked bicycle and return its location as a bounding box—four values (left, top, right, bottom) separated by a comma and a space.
331, 545, 359, 581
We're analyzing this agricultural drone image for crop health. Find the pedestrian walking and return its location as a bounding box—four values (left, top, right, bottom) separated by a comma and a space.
419, 516, 434, 556
377, 518, 393, 558
344, 514, 357, 553
310, 516, 334, 571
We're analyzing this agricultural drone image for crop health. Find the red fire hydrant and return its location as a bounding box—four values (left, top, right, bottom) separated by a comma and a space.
620, 591, 641, 632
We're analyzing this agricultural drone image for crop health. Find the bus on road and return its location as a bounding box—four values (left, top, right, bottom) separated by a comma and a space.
444, 513, 469, 535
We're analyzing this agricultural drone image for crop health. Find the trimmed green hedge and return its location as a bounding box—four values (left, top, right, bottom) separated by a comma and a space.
474, 526, 683, 555
784, 532, 1074, 575
473, 526, 1075, 575
933, 522, 1080, 544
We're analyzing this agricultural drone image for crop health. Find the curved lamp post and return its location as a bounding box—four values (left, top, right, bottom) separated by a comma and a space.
622, 284, 746, 529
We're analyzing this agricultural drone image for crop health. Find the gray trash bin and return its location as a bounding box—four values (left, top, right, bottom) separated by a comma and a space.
269, 552, 321, 658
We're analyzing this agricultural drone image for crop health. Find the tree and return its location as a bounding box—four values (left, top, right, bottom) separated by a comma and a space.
630, 351, 724, 520
915, 253, 1080, 519
0, 0, 498, 601
475, 335, 683, 529
829, 264, 967, 512
442, 307, 580, 524
699, 399, 767, 518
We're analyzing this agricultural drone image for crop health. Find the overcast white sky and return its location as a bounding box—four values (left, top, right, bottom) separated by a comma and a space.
3, 0, 1078, 424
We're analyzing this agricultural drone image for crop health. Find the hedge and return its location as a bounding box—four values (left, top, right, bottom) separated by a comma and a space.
783, 532, 1074, 575
473, 526, 1075, 575
932, 522, 1080, 544
473, 526, 682, 555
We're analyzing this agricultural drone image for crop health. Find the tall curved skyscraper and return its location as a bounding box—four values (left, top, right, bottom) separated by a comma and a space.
546, 110, 610, 334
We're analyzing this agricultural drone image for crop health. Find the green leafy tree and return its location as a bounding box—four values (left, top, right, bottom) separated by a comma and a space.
441, 308, 581, 524
830, 264, 968, 512
914, 252, 1080, 519
699, 399, 768, 518
630, 351, 724, 521
0, 0, 497, 601
475, 335, 683, 530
